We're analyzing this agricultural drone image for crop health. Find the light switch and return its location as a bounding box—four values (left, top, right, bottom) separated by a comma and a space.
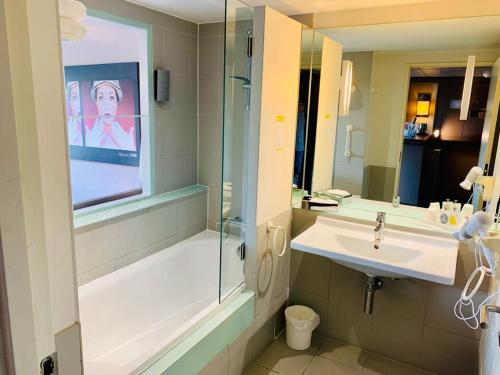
275, 115, 285, 150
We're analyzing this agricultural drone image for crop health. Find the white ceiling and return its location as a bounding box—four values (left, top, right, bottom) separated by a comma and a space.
320, 17, 500, 52
411, 67, 492, 77
243, 0, 444, 17
125, 0, 444, 24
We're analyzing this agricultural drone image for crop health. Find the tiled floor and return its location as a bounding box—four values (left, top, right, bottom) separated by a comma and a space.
243, 335, 437, 375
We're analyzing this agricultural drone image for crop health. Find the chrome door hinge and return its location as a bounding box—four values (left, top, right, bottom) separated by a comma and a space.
247, 30, 253, 57
237, 242, 246, 261
40, 352, 57, 375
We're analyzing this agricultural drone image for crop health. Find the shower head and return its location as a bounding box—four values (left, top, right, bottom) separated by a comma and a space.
229, 75, 251, 89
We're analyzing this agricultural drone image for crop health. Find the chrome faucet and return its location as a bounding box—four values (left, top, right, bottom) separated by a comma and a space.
374, 212, 386, 243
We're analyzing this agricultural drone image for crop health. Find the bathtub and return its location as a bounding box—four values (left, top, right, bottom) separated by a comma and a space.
78, 230, 244, 374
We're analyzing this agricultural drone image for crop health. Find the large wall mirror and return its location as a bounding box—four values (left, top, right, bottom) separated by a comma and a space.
293, 16, 500, 219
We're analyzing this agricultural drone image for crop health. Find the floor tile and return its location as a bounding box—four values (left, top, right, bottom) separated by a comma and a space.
317, 337, 368, 369
417, 369, 437, 375
255, 337, 315, 375
243, 364, 279, 375
307, 334, 324, 355
361, 353, 418, 375
304, 356, 360, 375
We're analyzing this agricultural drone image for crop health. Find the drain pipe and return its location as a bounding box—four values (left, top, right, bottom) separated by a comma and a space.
363, 276, 383, 314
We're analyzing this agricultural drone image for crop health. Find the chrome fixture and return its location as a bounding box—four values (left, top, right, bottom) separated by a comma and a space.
314, 191, 345, 206
229, 76, 251, 89
392, 195, 400, 207
480, 304, 500, 329
374, 212, 386, 244
363, 276, 383, 314
228, 26, 253, 110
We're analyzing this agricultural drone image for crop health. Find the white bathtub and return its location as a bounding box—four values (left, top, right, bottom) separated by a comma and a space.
78, 230, 244, 374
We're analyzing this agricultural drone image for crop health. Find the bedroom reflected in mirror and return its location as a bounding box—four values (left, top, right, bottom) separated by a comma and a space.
292, 15, 500, 216
399, 66, 492, 207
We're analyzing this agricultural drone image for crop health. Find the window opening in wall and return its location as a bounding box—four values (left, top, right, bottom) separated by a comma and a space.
62, 14, 151, 210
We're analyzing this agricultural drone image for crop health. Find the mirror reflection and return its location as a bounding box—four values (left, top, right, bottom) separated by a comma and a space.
293, 16, 500, 223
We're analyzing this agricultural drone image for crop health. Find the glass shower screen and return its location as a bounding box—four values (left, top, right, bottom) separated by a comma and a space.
219, 0, 254, 302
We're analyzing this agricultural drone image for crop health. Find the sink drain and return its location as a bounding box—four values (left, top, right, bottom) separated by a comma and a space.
363, 276, 383, 314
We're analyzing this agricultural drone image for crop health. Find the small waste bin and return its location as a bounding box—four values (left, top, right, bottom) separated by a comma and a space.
285, 305, 320, 350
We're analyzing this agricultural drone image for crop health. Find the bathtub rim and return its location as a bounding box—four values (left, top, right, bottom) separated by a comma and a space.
132, 282, 247, 374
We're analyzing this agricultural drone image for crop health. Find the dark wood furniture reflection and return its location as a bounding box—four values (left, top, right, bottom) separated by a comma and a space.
400, 75, 490, 207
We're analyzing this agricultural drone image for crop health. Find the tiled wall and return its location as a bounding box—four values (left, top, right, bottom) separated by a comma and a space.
74, 190, 207, 285
290, 208, 487, 375
198, 23, 224, 230
152, 17, 198, 194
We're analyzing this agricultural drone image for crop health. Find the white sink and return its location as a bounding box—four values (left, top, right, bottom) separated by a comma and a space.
291, 216, 459, 285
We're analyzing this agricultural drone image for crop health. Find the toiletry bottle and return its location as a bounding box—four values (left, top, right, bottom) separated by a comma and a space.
429, 202, 440, 222
453, 201, 462, 225
449, 208, 457, 225
441, 199, 451, 224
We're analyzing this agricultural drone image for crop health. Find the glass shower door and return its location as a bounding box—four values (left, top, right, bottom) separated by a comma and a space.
219, 0, 253, 302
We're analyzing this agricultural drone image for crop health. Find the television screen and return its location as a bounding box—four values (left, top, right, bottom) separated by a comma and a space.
64, 62, 141, 166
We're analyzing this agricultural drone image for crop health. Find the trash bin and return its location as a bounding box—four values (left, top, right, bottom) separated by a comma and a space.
285, 305, 320, 350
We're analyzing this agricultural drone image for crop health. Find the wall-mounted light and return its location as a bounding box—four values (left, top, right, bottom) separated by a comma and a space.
416, 93, 431, 117
59, 0, 87, 41
460, 55, 476, 120
339, 60, 353, 117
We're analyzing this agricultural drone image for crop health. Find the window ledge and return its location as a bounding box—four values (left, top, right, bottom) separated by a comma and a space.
73, 185, 208, 233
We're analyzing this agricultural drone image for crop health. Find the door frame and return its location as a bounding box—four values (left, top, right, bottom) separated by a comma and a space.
393, 60, 497, 201
0, 233, 15, 375
0, 0, 82, 373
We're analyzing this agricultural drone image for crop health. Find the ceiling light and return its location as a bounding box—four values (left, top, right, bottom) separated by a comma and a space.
59, 0, 87, 41
339, 60, 353, 117
460, 55, 476, 120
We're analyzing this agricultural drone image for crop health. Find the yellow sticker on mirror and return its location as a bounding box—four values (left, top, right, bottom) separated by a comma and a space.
276, 115, 285, 122
325, 113, 331, 120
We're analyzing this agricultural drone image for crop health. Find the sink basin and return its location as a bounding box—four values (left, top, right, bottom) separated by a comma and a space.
291, 216, 459, 285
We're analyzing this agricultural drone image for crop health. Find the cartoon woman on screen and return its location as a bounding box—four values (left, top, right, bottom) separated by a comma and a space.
66, 81, 83, 146
85, 80, 136, 151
